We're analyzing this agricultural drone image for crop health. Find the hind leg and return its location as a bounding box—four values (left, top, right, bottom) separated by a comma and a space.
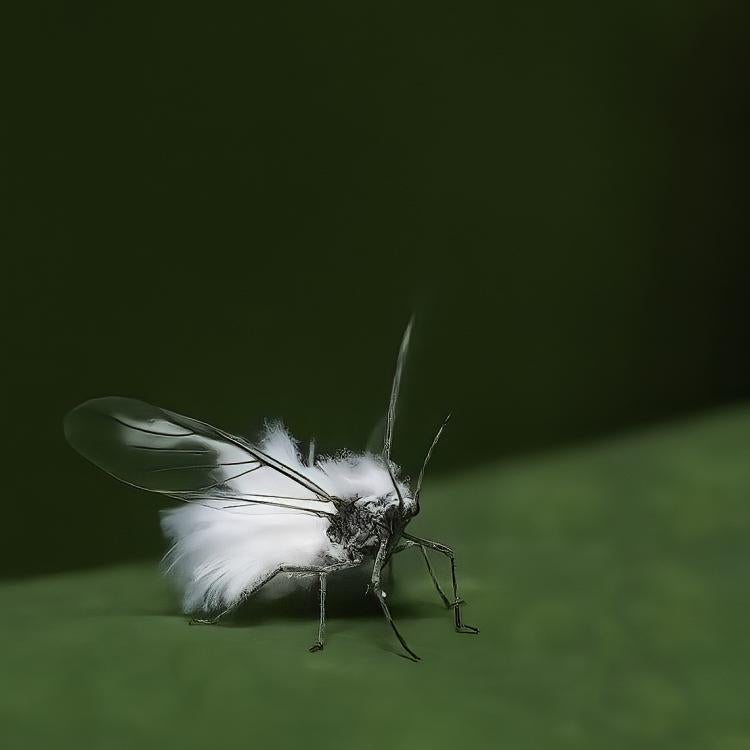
189, 559, 363, 651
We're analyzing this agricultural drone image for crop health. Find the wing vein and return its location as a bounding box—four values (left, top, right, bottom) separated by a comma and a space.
131, 445, 212, 454
110, 415, 195, 438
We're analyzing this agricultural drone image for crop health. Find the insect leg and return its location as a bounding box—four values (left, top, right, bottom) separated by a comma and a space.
187, 571, 303, 625
372, 539, 420, 662
188, 603, 237, 626
189, 615, 224, 626
401, 532, 479, 634
188, 559, 361, 649
392, 539, 451, 607
274, 561, 363, 651
309, 572, 326, 652
417, 544, 453, 607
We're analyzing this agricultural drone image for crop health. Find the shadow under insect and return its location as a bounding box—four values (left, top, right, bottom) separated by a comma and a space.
216, 565, 435, 627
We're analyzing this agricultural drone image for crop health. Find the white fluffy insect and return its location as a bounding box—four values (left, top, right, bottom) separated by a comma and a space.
64, 321, 478, 660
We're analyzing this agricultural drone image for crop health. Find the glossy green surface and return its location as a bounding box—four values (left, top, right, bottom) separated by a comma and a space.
3, 407, 749, 749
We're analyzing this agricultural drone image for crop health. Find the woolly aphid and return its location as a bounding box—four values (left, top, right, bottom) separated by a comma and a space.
64, 321, 478, 661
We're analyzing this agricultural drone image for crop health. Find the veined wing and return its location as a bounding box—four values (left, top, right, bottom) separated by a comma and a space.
64, 397, 337, 515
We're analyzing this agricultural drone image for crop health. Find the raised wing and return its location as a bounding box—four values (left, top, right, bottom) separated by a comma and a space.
64, 397, 337, 516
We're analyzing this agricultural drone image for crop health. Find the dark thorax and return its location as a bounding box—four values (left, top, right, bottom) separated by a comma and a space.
328, 493, 412, 559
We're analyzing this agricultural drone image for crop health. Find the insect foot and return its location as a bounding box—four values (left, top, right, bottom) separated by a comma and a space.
451, 601, 479, 634
189, 617, 218, 626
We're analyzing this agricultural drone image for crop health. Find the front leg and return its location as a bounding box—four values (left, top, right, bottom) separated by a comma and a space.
393, 539, 452, 608
401, 532, 479, 634
372, 539, 420, 661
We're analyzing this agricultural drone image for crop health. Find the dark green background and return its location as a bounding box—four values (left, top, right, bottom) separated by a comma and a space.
5, 1, 749, 576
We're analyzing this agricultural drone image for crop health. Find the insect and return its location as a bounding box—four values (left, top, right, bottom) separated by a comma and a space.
64, 321, 478, 661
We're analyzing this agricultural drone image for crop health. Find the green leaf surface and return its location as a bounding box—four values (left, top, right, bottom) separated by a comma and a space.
3, 407, 750, 749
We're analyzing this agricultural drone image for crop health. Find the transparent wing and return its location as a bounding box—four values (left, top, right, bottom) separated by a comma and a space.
365, 413, 386, 454
64, 397, 337, 516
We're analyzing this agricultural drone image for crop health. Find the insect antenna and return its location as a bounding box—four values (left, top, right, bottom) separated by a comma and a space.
414, 414, 451, 514
383, 317, 413, 513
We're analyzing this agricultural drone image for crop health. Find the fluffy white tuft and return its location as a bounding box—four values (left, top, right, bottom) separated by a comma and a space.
161, 504, 342, 613
160, 423, 408, 614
